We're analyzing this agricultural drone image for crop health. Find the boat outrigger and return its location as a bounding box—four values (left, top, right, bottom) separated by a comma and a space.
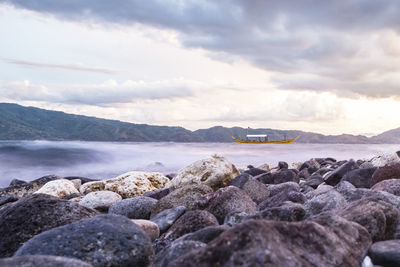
232, 131, 299, 144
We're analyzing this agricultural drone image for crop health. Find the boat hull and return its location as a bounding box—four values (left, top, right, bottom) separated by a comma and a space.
232, 136, 299, 144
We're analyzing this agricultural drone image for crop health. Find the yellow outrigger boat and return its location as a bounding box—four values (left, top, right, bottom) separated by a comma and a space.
232, 135, 300, 144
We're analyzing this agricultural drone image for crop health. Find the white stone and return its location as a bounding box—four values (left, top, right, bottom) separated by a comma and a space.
131, 219, 160, 241
368, 152, 400, 167
79, 191, 122, 211
79, 181, 105, 194
70, 179, 82, 190
34, 179, 79, 198
169, 155, 240, 190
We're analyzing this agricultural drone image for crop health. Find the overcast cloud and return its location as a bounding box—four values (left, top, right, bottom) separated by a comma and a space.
2, 0, 400, 97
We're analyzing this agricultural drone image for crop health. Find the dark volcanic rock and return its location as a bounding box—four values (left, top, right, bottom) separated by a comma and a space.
151, 184, 213, 217
269, 169, 300, 184
299, 158, 321, 173
0, 175, 62, 197
150, 206, 186, 234
338, 198, 399, 241
143, 187, 171, 200
0, 194, 18, 206
155, 240, 206, 267
15, 214, 154, 267
109, 196, 157, 219
324, 159, 359, 186
368, 240, 400, 267
372, 162, 400, 186
228, 173, 270, 204
0, 194, 97, 257
175, 225, 230, 244
193, 186, 257, 223
258, 188, 306, 210
266, 182, 300, 196
9, 178, 27, 187
305, 189, 346, 217
278, 161, 289, 169
342, 167, 377, 188
172, 219, 370, 267
303, 174, 324, 189
372, 179, 400, 196
251, 202, 305, 222
0, 255, 93, 267
244, 167, 267, 176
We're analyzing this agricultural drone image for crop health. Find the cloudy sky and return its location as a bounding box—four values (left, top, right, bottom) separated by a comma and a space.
1, 0, 400, 135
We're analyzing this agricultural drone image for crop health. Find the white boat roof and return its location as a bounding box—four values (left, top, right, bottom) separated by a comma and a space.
246, 134, 267, 137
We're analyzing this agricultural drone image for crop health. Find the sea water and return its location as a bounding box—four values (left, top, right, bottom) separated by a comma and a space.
0, 140, 399, 187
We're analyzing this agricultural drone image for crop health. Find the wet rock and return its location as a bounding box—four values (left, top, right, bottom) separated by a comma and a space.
143, 187, 171, 200
79, 191, 122, 212
372, 179, 400, 196
132, 219, 160, 241
0, 255, 93, 267
342, 167, 377, 188
368, 240, 400, 267
338, 198, 399, 241
155, 240, 206, 267
172, 218, 370, 266
193, 186, 257, 223
15, 214, 154, 267
109, 196, 157, 219
169, 155, 239, 190
0, 175, 62, 197
0, 194, 97, 257
228, 173, 270, 204
34, 179, 79, 198
9, 178, 27, 187
305, 189, 346, 217
324, 159, 359, 186
151, 184, 213, 216
150, 206, 186, 234
278, 161, 289, 169
175, 225, 230, 244
371, 162, 400, 186
258, 188, 305, 210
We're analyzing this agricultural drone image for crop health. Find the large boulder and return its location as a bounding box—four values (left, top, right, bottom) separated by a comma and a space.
342, 167, 377, 188
0, 255, 93, 267
34, 179, 79, 198
151, 184, 213, 217
15, 214, 154, 267
324, 159, 359, 186
79, 191, 122, 212
0, 194, 97, 257
372, 179, 400, 196
228, 173, 270, 204
193, 186, 257, 223
168, 155, 239, 190
79, 171, 169, 198
172, 218, 371, 266
0, 175, 61, 197
109, 196, 157, 219
371, 162, 400, 186
368, 240, 400, 267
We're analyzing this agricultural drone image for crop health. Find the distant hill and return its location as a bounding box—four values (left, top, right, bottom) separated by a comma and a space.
0, 103, 398, 143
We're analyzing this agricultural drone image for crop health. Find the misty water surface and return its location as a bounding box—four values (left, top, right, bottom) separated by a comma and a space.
1, 141, 399, 187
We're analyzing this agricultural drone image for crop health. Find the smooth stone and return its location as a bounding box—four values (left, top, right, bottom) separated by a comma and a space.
372, 179, 400, 196
324, 159, 359, 186
143, 187, 171, 200
257, 169, 299, 184
70, 179, 82, 190
175, 225, 230, 244
228, 173, 270, 204
266, 182, 300, 196
303, 174, 324, 189
193, 186, 257, 223
150, 206, 186, 234
252, 202, 305, 222
243, 167, 268, 176
368, 152, 400, 167
34, 179, 79, 198
132, 219, 160, 241
0, 255, 93, 267
172, 218, 371, 266
371, 162, 400, 186
155, 240, 206, 267
109, 196, 157, 219
258, 188, 305, 210
79, 191, 122, 212
278, 161, 289, 169
169, 155, 239, 190
256, 163, 270, 172
0, 194, 97, 257
0, 175, 62, 198
368, 240, 400, 267
342, 167, 377, 188
15, 214, 154, 267
151, 184, 212, 217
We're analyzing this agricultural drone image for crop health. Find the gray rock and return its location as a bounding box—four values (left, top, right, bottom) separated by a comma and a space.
368, 240, 400, 267
372, 179, 400, 196
223, 211, 250, 226
0, 255, 93, 267
143, 187, 171, 200
0, 194, 97, 257
244, 167, 267, 176
79, 191, 122, 212
0, 175, 61, 197
372, 162, 400, 186
278, 161, 289, 169
9, 179, 27, 187
342, 167, 377, 188
266, 182, 300, 196
264, 169, 300, 184
150, 206, 186, 234
258, 188, 306, 210
252, 202, 306, 222
175, 225, 230, 244
15, 214, 154, 267
155, 240, 206, 267
193, 186, 257, 223
324, 159, 359, 186
229, 173, 270, 204
303, 175, 324, 189
0, 194, 18, 206
305, 189, 346, 217
109, 196, 157, 219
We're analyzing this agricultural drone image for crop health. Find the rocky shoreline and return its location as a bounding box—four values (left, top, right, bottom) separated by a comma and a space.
1, 152, 400, 266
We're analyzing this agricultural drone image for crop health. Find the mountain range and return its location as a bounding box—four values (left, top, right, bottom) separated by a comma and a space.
0, 103, 399, 143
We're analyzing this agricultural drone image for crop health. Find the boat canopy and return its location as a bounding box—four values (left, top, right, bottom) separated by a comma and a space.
246, 134, 267, 137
